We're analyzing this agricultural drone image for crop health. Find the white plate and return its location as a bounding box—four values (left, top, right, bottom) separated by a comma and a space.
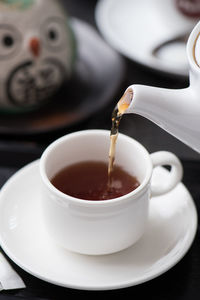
95, 0, 198, 77
0, 160, 197, 291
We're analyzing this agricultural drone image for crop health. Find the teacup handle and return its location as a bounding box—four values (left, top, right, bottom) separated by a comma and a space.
150, 151, 183, 197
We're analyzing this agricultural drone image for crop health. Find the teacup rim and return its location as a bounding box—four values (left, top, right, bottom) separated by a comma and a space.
40, 129, 153, 206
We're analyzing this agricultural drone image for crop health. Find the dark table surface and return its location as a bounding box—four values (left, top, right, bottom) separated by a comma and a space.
1, 1, 200, 299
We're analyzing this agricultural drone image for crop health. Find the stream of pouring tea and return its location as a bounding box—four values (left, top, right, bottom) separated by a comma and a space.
108, 89, 133, 188
107, 107, 122, 187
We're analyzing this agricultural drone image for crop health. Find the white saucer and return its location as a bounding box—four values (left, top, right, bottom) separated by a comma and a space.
95, 0, 198, 77
0, 160, 197, 291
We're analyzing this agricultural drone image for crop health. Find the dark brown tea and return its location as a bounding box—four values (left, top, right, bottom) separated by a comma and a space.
51, 161, 140, 201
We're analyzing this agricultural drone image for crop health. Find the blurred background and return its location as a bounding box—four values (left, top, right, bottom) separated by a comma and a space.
0, 0, 199, 163
1, 0, 200, 299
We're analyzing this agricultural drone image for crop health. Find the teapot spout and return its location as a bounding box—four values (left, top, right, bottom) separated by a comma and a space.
119, 84, 200, 153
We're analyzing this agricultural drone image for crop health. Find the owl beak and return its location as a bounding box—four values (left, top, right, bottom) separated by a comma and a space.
30, 37, 40, 57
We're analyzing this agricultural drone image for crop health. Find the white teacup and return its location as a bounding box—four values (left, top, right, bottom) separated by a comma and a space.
39, 130, 183, 255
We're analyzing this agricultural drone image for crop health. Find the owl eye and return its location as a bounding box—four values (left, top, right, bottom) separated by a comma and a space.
42, 18, 66, 50
48, 29, 58, 41
0, 26, 21, 59
3, 35, 14, 47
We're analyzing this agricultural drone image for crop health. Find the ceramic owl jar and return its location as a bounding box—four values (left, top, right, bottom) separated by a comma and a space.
0, 0, 75, 112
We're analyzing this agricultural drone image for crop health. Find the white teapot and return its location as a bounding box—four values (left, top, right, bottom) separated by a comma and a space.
119, 20, 200, 153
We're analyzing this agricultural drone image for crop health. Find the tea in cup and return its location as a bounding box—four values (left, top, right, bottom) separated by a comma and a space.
39, 130, 183, 255
51, 160, 140, 201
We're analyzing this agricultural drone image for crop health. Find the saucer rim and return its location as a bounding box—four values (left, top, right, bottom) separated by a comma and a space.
0, 160, 198, 291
